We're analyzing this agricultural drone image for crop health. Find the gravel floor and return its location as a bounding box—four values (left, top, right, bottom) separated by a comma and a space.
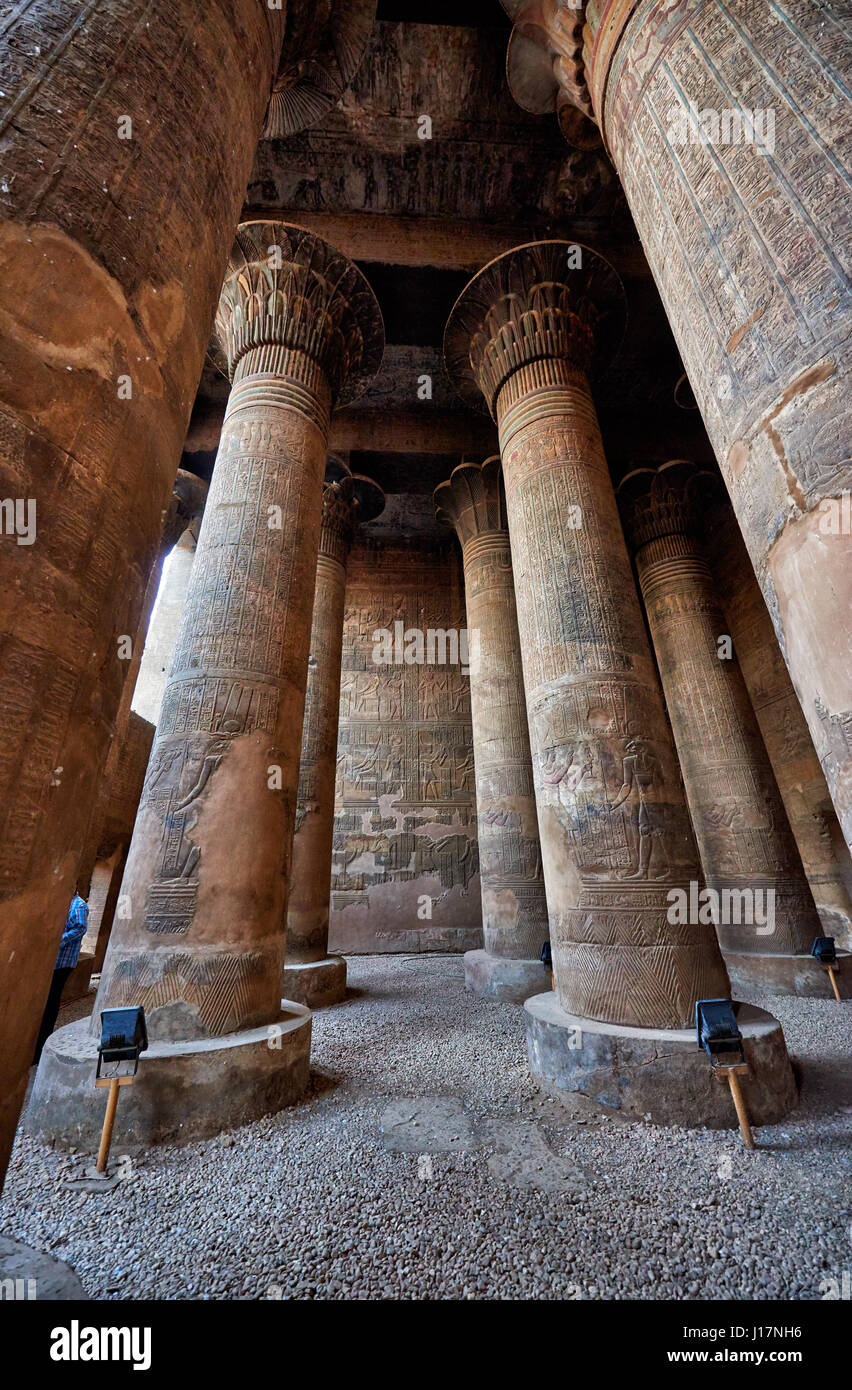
2, 954, 850, 1300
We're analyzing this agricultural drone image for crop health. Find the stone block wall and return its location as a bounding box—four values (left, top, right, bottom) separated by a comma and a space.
328, 535, 482, 953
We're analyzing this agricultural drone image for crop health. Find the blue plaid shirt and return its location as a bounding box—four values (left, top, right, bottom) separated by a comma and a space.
55, 896, 88, 970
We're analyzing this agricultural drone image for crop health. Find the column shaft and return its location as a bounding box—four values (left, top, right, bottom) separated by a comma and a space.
434, 456, 550, 1002
497, 360, 728, 1027
622, 470, 820, 964
586, 0, 852, 846
462, 530, 548, 960
96, 358, 330, 1037
705, 495, 852, 947
286, 522, 350, 963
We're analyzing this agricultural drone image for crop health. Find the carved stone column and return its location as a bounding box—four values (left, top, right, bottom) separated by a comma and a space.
76, 472, 210, 982
445, 242, 794, 1127
618, 462, 833, 998
702, 481, 852, 956
504, 0, 852, 853
0, 0, 372, 1186
27, 224, 383, 1150
283, 459, 385, 1008
434, 456, 551, 1003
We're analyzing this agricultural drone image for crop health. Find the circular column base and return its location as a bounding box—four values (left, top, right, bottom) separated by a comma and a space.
464, 949, 551, 1005
524, 993, 796, 1128
24, 1004, 312, 1152
282, 955, 347, 1009
724, 949, 851, 999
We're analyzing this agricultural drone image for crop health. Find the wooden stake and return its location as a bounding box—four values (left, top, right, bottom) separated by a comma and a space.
827, 965, 842, 1003
725, 1068, 755, 1150
96, 1077, 120, 1174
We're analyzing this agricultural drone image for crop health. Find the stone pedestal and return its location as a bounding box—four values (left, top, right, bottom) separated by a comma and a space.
283, 460, 384, 1008
280, 958, 348, 1011
463, 948, 550, 1005
618, 462, 823, 995
25, 1006, 311, 1151
445, 241, 793, 1122
27, 223, 383, 1148
518, 0, 852, 854
722, 949, 852, 1002
434, 457, 550, 1004
525, 991, 797, 1128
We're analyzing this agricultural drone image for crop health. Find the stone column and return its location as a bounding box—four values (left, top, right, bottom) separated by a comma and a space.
76, 471, 209, 979
283, 459, 385, 1008
28, 223, 383, 1150
618, 461, 834, 998
702, 483, 852, 953
0, 0, 367, 1186
445, 241, 794, 1127
434, 456, 551, 1003
503, 0, 852, 852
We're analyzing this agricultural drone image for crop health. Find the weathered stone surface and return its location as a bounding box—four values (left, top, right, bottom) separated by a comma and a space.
722, 948, 851, 1001
446, 242, 730, 1030
328, 537, 482, 954
0, 0, 287, 1187
435, 456, 550, 993
263, 0, 376, 139
463, 948, 551, 1005
93, 223, 382, 1048
525, 992, 797, 1128
702, 482, 852, 949
0, 1235, 88, 1301
280, 956, 348, 1011
284, 459, 384, 1007
25, 1007, 312, 1151
618, 461, 822, 987
576, 0, 852, 851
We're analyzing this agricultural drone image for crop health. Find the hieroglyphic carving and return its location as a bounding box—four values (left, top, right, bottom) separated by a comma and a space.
434, 457, 550, 960
445, 241, 730, 1028
619, 461, 822, 958
558, 0, 852, 849
701, 478, 852, 942
286, 463, 385, 964
329, 538, 481, 952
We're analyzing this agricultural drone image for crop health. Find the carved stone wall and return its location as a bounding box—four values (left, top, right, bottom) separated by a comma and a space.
328, 536, 482, 954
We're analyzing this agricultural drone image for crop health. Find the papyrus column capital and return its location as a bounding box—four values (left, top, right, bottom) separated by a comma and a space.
216, 221, 384, 412
444, 240, 625, 420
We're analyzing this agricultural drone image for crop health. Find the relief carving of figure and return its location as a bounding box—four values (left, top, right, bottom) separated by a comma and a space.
609, 737, 670, 881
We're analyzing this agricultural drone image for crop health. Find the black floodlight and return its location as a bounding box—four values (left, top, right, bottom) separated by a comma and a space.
96, 1007, 148, 1079
812, 936, 837, 967
540, 941, 552, 971
695, 998, 744, 1068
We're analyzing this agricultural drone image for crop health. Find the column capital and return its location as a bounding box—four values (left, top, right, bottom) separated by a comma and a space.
263, 0, 375, 138
161, 469, 209, 552
502, 1, 600, 148
433, 456, 508, 545
319, 457, 384, 566
444, 240, 625, 418
617, 459, 713, 555
215, 221, 384, 406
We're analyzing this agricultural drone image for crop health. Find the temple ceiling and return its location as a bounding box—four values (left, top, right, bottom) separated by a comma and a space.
182, 11, 716, 535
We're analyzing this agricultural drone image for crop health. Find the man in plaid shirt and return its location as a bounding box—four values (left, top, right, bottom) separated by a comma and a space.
32, 889, 89, 1064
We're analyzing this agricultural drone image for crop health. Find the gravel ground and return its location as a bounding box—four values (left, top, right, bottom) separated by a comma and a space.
2, 954, 850, 1300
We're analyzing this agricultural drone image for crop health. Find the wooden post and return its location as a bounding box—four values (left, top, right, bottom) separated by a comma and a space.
96, 1077, 120, 1173
827, 966, 842, 1003
724, 1067, 755, 1150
